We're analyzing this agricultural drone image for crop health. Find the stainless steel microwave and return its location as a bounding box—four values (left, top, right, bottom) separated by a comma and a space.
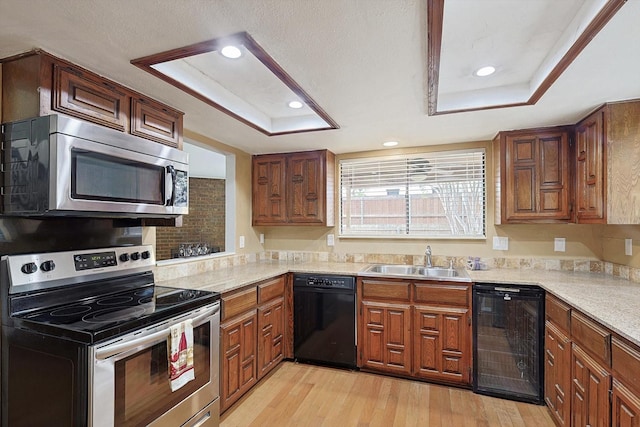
1, 115, 188, 218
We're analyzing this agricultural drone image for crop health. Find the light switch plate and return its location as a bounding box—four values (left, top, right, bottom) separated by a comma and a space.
327, 234, 335, 246
239, 235, 245, 248
492, 236, 508, 251
626, 238, 633, 256
554, 238, 566, 252
259, 233, 265, 244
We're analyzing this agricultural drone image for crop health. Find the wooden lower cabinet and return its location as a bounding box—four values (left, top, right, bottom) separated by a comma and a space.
360, 301, 411, 375
221, 310, 258, 412
413, 305, 470, 385
545, 320, 572, 427
612, 379, 640, 427
571, 343, 611, 427
257, 296, 284, 379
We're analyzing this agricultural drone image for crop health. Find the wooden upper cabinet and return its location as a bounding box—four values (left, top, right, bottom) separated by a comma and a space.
130, 97, 183, 148
252, 149, 335, 226
1, 50, 183, 148
576, 100, 640, 224
252, 154, 287, 225
575, 109, 605, 223
494, 127, 572, 224
53, 63, 128, 132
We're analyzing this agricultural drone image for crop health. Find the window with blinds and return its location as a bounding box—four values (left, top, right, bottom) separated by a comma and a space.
339, 149, 485, 238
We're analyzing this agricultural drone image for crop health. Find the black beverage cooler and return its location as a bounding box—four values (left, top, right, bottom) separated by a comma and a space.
472, 283, 545, 404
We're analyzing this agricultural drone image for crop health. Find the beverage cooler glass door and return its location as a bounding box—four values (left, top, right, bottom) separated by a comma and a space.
472, 285, 545, 404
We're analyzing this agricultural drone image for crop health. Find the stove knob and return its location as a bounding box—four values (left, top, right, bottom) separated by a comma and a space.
40, 260, 56, 272
119, 253, 130, 262
141, 251, 150, 260
21, 262, 38, 274
130, 252, 141, 261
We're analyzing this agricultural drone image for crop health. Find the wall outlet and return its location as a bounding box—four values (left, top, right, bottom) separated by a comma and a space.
554, 237, 566, 252
492, 236, 508, 251
327, 234, 335, 247
626, 238, 633, 256
239, 235, 245, 249
259, 233, 265, 244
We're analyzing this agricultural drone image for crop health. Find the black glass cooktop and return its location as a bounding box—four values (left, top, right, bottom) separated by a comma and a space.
13, 284, 219, 345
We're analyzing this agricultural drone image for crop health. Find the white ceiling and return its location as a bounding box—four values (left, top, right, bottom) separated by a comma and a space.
1, 0, 639, 155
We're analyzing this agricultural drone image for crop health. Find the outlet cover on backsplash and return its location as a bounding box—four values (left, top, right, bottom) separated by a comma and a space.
492, 236, 508, 251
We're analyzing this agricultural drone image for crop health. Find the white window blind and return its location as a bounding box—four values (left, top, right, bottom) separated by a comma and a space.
339, 149, 485, 238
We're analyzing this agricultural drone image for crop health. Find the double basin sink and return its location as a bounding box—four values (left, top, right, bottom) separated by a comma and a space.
360, 264, 471, 282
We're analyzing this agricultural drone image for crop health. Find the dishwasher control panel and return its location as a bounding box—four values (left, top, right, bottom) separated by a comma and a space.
293, 273, 355, 290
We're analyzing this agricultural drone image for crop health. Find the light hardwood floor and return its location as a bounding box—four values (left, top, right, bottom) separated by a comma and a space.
220, 362, 554, 427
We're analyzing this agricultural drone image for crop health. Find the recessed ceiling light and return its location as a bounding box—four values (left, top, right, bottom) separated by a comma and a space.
475, 66, 496, 77
288, 101, 303, 109
220, 45, 242, 59
383, 141, 399, 147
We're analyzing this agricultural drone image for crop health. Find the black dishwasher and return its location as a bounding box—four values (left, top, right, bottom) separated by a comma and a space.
293, 273, 356, 369
472, 283, 545, 404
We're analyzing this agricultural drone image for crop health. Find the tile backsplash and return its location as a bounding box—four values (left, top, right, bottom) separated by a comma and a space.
155, 250, 640, 285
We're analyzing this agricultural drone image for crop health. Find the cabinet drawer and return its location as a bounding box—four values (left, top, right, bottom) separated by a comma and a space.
414, 282, 470, 306
571, 311, 611, 366
222, 287, 257, 321
360, 279, 410, 302
257, 276, 285, 304
612, 337, 640, 393
546, 294, 571, 333
53, 64, 128, 131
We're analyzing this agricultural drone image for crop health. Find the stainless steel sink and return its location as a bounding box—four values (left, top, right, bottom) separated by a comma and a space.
360, 264, 471, 282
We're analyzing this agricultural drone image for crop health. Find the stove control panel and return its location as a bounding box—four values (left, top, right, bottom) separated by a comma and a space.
74, 251, 117, 271
5, 245, 156, 293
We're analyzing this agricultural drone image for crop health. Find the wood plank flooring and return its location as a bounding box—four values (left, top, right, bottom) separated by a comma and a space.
220, 362, 554, 427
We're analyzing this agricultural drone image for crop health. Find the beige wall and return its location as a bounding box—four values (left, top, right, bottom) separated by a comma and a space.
145, 130, 263, 256
151, 134, 640, 268
259, 141, 604, 261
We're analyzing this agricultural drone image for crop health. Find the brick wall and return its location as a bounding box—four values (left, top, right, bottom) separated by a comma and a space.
156, 178, 225, 260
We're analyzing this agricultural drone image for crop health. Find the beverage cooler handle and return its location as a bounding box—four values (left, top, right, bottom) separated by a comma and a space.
94, 303, 219, 360
165, 165, 176, 206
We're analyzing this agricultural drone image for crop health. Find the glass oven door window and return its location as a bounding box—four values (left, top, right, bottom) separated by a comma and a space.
72, 149, 165, 204
114, 323, 211, 426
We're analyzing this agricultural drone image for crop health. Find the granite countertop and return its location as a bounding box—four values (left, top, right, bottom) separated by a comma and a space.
157, 261, 640, 347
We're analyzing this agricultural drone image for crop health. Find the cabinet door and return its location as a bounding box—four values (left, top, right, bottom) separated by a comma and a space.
545, 321, 572, 426
576, 109, 605, 223
257, 297, 284, 379
220, 310, 257, 412
413, 305, 470, 385
571, 344, 611, 427
612, 378, 640, 427
504, 131, 570, 221
130, 97, 183, 148
287, 151, 325, 224
52, 63, 129, 131
360, 301, 411, 375
252, 155, 287, 225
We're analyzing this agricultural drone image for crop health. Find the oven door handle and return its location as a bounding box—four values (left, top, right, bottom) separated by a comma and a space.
94, 304, 219, 360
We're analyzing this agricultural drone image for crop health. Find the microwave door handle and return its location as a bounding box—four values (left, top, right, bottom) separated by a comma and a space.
165, 165, 176, 206
95, 304, 219, 360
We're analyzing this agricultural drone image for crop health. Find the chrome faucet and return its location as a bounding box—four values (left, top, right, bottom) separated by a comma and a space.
425, 245, 432, 268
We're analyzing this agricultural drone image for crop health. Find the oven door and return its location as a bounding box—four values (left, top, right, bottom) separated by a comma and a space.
52, 133, 188, 216
90, 302, 220, 427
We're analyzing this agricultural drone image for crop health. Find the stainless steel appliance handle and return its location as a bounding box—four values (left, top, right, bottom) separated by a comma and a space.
165, 165, 176, 206
95, 304, 219, 360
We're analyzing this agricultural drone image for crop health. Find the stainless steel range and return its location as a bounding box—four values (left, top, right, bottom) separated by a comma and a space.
0, 245, 220, 427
